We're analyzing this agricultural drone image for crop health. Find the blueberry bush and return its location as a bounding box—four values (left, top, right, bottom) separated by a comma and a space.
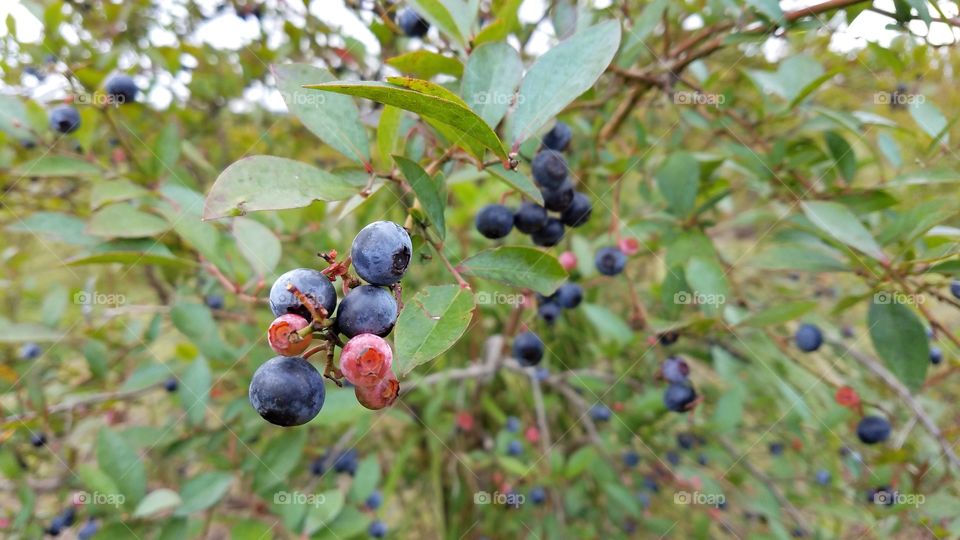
2, 0, 960, 538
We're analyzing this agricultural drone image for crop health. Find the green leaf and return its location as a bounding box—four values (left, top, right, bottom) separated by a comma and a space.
6, 212, 98, 247
134, 489, 182, 518
801, 201, 887, 262
306, 80, 507, 162
376, 106, 404, 168
683, 257, 730, 316
747, 244, 848, 272
485, 164, 544, 204
68, 240, 194, 268
233, 217, 281, 277
90, 178, 150, 209
253, 429, 307, 494
203, 156, 358, 220
460, 246, 567, 295
347, 456, 381, 503
405, 0, 466, 46
505, 20, 621, 145
745, 55, 824, 103
394, 285, 475, 377
655, 152, 700, 217
746, 0, 784, 22
0, 323, 62, 343
582, 304, 634, 345
461, 42, 523, 128
309, 386, 370, 427
867, 299, 929, 392
273, 64, 370, 166
171, 303, 233, 362
0, 94, 34, 141
739, 301, 817, 327
87, 203, 171, 239
175, 472, 233, 516
96, 428, 146, 508
302, 490, 346, 536
179, 357, 212, 426
395, 156, 445, 240
386, 50, 463, 79
909, 100, 949, 142
10, 156, 101, 177
824, 131, 856, 182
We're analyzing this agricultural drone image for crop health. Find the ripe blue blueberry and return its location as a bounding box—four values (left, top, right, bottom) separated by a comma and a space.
642, 476, 659, 492
795, 323, 823, 352
769, 442, 784, 456
951, 280, 960, 299
697, 453, 708, 466
269, 268, 337, 320
31, 432, 47, 447
506, 416, 520, 433
368, 519, 388, 538
663, 383, 697, 413
49, 105, 81, 134
537, 301, 561, 325
163, 377, 178, 393
397, 8, 429, 37
595, 247, 626, 276
589, 404, 612, 422
930, 346, 942, 365
248, 355, 325, 427
335, 285, 398, 338
555, 283, 583, 309
204, 293, 224, 310
512, 332, 544, 367
78, 519, 98, 540
856, 415, 891, 445
531, 150, 568, 190
658, 331, 680, 346
507, 439, 522, 456
19, 342, 41, 360
636, 492, 651, 509
676, 432, 696, 450
514, 202, 548, 234
351, 221, 412, 286
334, 448, 360, 475
661, 356, 690, 383
105, 74, 138, 105
666, 451, 680, 466
542, 122, 572, 152
541, 179, 575, 212
560, 192, 592, 227
476, 204, 514, 239
310, 455, 327, 476
365, 490, 383, 510
815, 469, 831, 485
530, 486, 546, 505
531, 217, 565, 247
623, 451, 640, 467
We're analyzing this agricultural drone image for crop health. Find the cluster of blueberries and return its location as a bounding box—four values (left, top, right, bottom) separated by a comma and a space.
310, 449, 388, 537
47, 74, 138, 136
249, 221, 412, 427
658, 354, 698, 413
535, 282, 583, 324
475, 122, 593, 246
43, 505, 97, 538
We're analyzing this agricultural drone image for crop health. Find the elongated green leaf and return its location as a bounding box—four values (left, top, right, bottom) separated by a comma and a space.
302, 491, 346, 536
175, 472, 233, 516
253, 429, 308, 493
306, 81, 507, 161
386, 51, 463, 79
395, 285, 475, 376
867, 299, 929, 392
233, 217, 281, 277
395, 156, 445, 240
96, 428, 146, 508
376, 106, 404, 168
171, 303, 233, 362
461, 42, 523, 128
801, 201, 887, 262
0, 94, 34, 141
655, 152, 700, 217
406, 0, 465, 45
505, 21, 621, 145
739, 301, 817, 327
87, 203, 171, 239
90, 179, 150, 209
486, 164, 543, 204
909, 100, 948, 142
179, 356, 212, 426
11, 156, 101, 177
0, 323, 62, 343
134, 489, 182, 518
683, 256, 730, 316
273, 64, 370, 166
204, 156, 358, 220
460, 246, 567, 295
6, 212, 99, 247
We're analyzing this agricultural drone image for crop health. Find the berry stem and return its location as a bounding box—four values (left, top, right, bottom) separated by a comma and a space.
286, 283, 328, 323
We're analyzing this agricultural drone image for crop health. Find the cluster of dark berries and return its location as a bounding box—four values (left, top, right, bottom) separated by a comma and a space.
658, 355, 697, 413
46, 75, 138, 136
475, 122, 593, 246
535, 282, 583, 324
250, 221, 412, 426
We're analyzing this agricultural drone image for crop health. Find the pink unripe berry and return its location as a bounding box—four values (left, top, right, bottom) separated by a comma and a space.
618, 237, 640, 256
267, 314, 312, 356
354, 370, 399, 410
558, 251, 578, 271
340, 334, 393, 387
